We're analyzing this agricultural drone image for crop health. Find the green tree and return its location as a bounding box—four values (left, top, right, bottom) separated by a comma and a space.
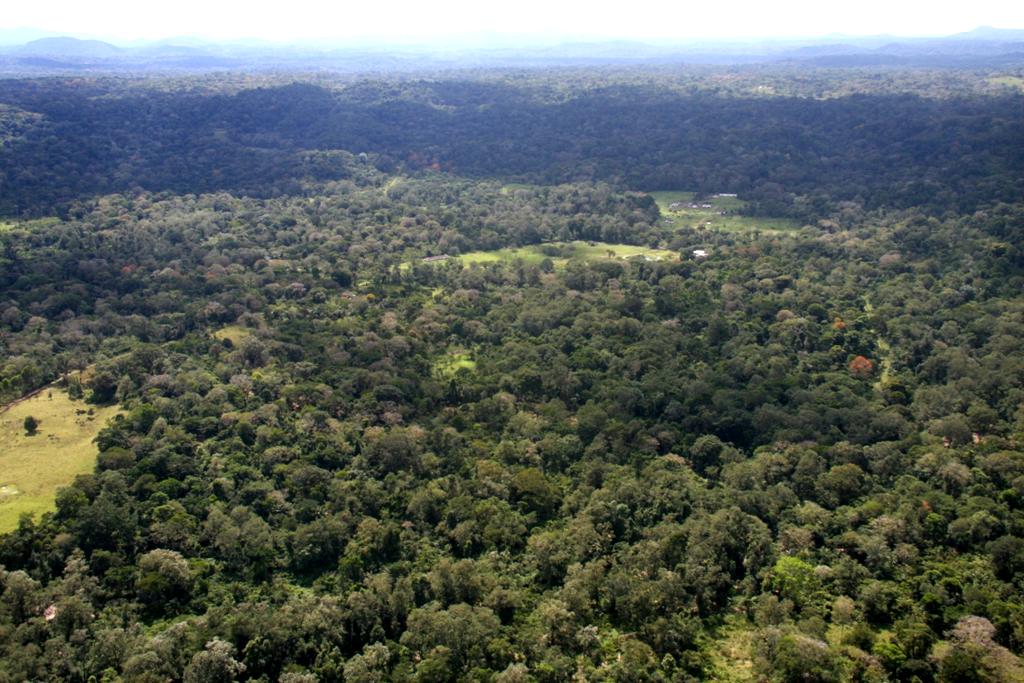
22, 415, 39, 435
184, 639, 246, 683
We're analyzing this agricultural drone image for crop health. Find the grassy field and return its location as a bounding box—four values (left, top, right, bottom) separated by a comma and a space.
864, 299, 895, 389
2, 217, 61, 233
988, 75, 1024, 91
0, 388, 121, 532
500, 182, 536, 195
649, 191, 800, 233
434, 349, 477, 378
455, 241, 678, 268
706, 616, 757, 682
213, 325, 254, 345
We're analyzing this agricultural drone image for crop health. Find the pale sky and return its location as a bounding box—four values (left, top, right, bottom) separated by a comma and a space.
4, 0, 1024, 43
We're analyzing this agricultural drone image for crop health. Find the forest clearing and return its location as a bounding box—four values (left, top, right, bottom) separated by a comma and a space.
650, 191, 801, 233
0, 388, 120, 532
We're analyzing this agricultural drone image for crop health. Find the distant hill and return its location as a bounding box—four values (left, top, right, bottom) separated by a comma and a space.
0, 27, 1023, 73
786, 44, 868, 57
12, 56, 83, 69
949, 26, 1024, 41
14, 36, 122, 58
802, 53, 909, 67
135, 44, 205, 58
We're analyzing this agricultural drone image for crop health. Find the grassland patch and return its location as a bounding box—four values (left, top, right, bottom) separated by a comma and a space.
213, 325, 254, 346
383, 177, 403, 197
0, 218, 61, 233
500, 182, 536, 195
0, 389, 121, 533
455, 241, 678, 268
988, 75, 1024, 91
435, 350, 477, 378
650, 191, 799, 233
706, 616, 757, 682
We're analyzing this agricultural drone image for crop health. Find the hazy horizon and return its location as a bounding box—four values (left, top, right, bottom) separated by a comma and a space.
2, 0, 1023, 46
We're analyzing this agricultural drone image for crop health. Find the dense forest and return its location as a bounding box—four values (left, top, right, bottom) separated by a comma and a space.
1, 66, 1024, 682
1, 71, 1023, 219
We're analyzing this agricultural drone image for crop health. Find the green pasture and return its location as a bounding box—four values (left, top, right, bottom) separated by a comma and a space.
500, 183, 537, 195
988, 75, 1024, 91
0, 388, 121, 532
213, 325, 254, 345
649, 191, 799, 233
454, 241, 678, 268
434, 349, 477, 378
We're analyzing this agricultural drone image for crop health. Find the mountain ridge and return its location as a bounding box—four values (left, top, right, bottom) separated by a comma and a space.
0, 28, 1023, 72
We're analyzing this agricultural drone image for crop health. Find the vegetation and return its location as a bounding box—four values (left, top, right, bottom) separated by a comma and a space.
0, 66, 1022, 682
213, 325, 256, 346
0, 73, 1022, 219
454, 241, 679, 268
434, 350, 477, 379
22, 414, 38, 435
988, 75, 1024, 91
649, 192, 801, 233
0, 389, 121, 532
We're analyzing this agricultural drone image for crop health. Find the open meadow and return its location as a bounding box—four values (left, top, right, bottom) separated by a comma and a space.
649, 191, 800, 233
434, 349, 477, 378
213, 324, 255, 345
454, 240, 678, 267
0, 389, 121, 532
